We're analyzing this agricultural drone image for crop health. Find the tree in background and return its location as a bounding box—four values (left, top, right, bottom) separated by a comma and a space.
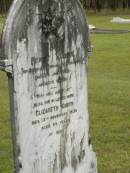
80, 0, 130, 11
0, 0, 130, 13
0, 0, 12, 13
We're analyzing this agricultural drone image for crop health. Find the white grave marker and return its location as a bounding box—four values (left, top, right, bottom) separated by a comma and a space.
0, 0, 97, 172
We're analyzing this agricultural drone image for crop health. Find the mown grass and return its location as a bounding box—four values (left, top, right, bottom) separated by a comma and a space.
87, 9, 130, 16
0, 13, 130, 173
0, 71, 13, 173
0, 15, 13, 173
88, 14, 130, 172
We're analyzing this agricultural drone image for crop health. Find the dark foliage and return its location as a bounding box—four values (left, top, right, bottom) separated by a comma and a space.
80, 0, 130, 11
0, 0, 130, 13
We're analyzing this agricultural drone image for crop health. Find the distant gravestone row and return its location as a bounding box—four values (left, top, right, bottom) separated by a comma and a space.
0, 0, 97, 173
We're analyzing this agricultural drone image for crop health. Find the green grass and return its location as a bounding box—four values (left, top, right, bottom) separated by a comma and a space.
0, 71, 13, 173
0, 13, 130, 173
0, 16, 14, 173
87, 9, 130, 16
88, 14, 130, 172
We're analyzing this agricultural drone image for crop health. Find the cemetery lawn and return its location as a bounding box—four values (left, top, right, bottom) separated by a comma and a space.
88, 14, 130, 173
0, 14, 130, 173
0, 15, 14, 173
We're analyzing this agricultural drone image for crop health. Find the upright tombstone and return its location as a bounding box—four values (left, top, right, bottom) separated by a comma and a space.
0, 0, 97, 173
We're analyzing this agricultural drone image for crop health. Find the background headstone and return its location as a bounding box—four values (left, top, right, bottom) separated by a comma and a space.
0, 0, 97, 173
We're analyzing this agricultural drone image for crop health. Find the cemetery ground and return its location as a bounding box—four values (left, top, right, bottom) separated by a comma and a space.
0, 14, 130, 173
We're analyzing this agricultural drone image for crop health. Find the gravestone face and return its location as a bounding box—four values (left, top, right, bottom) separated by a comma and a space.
0, 0, 97, 173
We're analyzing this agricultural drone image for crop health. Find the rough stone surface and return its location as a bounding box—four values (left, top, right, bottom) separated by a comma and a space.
1, 0, 97, 173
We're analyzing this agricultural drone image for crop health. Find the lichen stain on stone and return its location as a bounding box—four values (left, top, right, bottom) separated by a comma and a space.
78, 135, 85, 163
41, 41, 49, 75
15, 0, 88, 106
37, 0, 66, 104
59, 131, 67, 172
52, 153, 58, 173
71, 147, 78, 171
32, 0, 88, 105
16, 145, 23, 172
71, 135, 85, 171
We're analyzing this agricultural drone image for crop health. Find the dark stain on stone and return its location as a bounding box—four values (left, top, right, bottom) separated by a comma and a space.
59, 132, 67, 172
59, 109, 72, 172
18, 162, 23, 169
39, 8, 64, 38
17, 145, 21, 156
16, 1, 29, 45
89, 133, 92, 146
71, 132, 75, 144
38, 0, 65, 105
71, 147, 78, 171
53, 153, 57, 173
78, 135, 85, 163
16, 145, 23, 171
73, 0, 89, 56
90, 160, 96, 170
71, 135, 85, 171
41, 41, 49, 76
26, 0, 89, 106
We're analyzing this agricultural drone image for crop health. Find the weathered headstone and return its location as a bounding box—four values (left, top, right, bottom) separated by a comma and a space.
0, 0, 97, 173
